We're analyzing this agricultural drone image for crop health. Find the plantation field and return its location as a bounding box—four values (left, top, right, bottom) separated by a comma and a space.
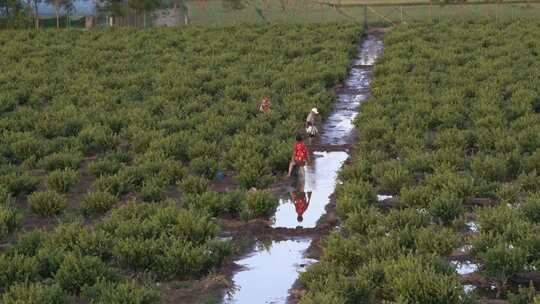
0, 24, 361, 302
300, 21, 540, 303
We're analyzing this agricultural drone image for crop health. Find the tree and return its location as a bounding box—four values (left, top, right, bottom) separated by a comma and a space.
25, 0, 41, 29
128, 0, 159, 27
45, 0, 72, 28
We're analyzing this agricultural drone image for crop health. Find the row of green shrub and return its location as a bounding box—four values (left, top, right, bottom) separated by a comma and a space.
301, 21, 540, 302
0, 201, 228, 302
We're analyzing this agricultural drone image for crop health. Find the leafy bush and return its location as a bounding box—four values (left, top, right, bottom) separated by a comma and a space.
92, 174, 132, 196
139, 177, 168, 202
28, 191, 68, 217
415, 226, 459, 255
240, 191, 277, 220
55, 254, 117, 292
480, 243, 528, 293
428, 191, 464, 224
0, 186, 19, 240
81, 191, 119, 216
372, 160, 413, 194
38, 151, 83, 171
88, 158, 123, 176
521, 193, 540, 223
336, 181, 376, 219
78, 124, 116, 153
179, 176, 208, 195
0, 254, 41, 289
47, 168, 79, 193
1, 282, 68, 304
81, 279, 161, 304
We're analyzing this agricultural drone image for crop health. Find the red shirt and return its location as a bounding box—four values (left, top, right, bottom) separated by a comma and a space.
293, 192, 308, 217
294, 141, 308, 163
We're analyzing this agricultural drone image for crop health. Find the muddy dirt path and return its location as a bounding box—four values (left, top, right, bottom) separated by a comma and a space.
221, 32, 384, 304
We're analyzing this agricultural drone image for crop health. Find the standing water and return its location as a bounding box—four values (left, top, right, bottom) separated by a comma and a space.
224, 33, 384, 304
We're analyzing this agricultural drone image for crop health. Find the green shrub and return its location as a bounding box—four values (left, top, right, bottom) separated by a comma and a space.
0, 186, 19, 240
139, 177, 167, 202
47, 168, 79, 193
39, 151, 83, 171
496, 182, 521, 205
2, 282, 68, 304
234, 155, 274, 189
336, 181, 376, 219
0, 173, 40, 195
81, 279, 161, 304
28, 191, 68, 217
415, 226, 459, 255
480, 243, 528, 292
10, 230, 45, 256
383, 255, 464, 304
81, 191, 119, 216
299, 291, 347, 304
78, 124, 116, 153
0, 254, 41, 289
189, 156, 218, 179
55, 254, 117, 292
521, 193, 540, 223
429, 191, 464, 224
240, 191, 277, 220
184, 191, 243, 216
88, 159, 122, 176
0, 203, 19, 241
93, 174, 132, 196
372, 160, 413, 194
179, 176, 208, 195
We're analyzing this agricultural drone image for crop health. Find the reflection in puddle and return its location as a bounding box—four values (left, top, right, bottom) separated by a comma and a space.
224, 239, 315, 304
450, 260, 479, 275
466, 221, 478, 232
272, 151, 349, 228
377, 194, 393, 201
353, 35, 384, 66
463, 284, 476, 294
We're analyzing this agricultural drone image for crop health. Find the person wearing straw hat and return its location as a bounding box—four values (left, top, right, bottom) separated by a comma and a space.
305, 107, 319, 144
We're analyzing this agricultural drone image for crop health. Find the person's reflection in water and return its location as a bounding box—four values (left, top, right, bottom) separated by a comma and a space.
290, 191, 312, 222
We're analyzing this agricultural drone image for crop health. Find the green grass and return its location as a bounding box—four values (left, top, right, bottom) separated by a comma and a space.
186, 0, 540, 26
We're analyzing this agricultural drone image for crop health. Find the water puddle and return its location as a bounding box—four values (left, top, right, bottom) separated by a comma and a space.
377, 194, 393, 201
463, 284, 476, 294
224, 239, 315, 304
466, 221, 478, 233
320, 36, 384, 146
353, 35, 384, 66
450, 260, 479, 275
272, 151, 348, 229
224, 34, 383, 304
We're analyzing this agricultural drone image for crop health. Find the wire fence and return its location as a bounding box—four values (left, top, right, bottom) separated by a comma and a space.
2, 0, 540, 29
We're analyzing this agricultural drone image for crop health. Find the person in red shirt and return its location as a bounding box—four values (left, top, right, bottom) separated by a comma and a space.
291, 191, 311, 222
287, 134, 309, 178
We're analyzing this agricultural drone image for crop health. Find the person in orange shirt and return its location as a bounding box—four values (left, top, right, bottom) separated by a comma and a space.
291, 190, 311, 222
259, 96, 271, 114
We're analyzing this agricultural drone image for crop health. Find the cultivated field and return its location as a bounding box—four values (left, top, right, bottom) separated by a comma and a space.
300, 21, 540, 303
0, 24, 361, 302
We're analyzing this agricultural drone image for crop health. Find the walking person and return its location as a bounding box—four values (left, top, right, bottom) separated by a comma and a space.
306, 108, 319, 144
287, 134, 310, 185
